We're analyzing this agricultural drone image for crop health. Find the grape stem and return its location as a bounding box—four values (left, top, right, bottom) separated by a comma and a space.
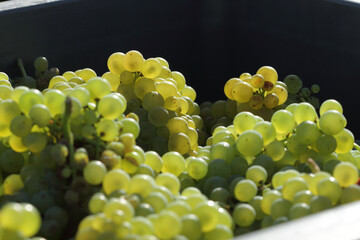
306, 158, 320, 173
17, 58, 28, 78
354, 142, 360, 151
63, 97, 76, 177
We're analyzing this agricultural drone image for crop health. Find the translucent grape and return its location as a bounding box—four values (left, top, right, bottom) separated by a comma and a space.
67, 87, 90, 107
107, 52, 126, 75
236, 130, 264, 157
75, 68, 97, 82
29, 104, 51, 127
102, 169, 131, 195
246, 165, 268, 186
270, 198, 292, 219
260, 190, 282, 215
334, 128, 354, 154
315, 134, 337, 155
231, 81, 253, 103
341, 184, 360, 204
96, 119, 118, 142
161, 151, 186, 177
333, 162, 359, 187
293, 102, 318, 124
319, 110, 346, 135
22, 132, 47, 153
256, 66, 278, 84
265, 140, 286, 161
18, 203, 42, 237
123, 50, 144, 72
83, 161, 107, 185
289, 203, 311, 220
234, 179, 257, 202
232, 203, 256, 227
310, 195, 332, 213
264, 93, 279, 108
153, 210, 181, 239
283, 74, 302, 94
186, 157, 208, 180
271, 110, 295, 134
168, 133, 191, 155
296, 120, 321, 145
181, 85, 196, 101
282, 177, 308, 201
156, 172, 180, 195
319, 99, 343, 115
44, 89, 66, 116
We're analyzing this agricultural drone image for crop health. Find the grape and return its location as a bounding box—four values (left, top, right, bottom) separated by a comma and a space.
96, 119, 118, 142
234, 179, 258, 202
134, 77, 156, 99
120, 118, 140, 138
128, 174, 155, 198
88, 192, 107, 214
249, 95, 264, 110
333, 162, 359, 187
161, 151, 186, 177
319, 110, 346, 135
236, 130, 264, 157
232, 203, 256, 227
283, 74, 303, 94
193, 200, 219, 232
250, 74, 265, 88
316, 176, 342, 204
153, 210, 181, 239
263, 93, 279, 108
0, 149, 25, 173
257, 66, 278, 84
270, 85, 288, 105
123, 50, 144, 72
83, 161, 107, 185
270, 198, 292, 219
224, 78, 241, 100
9, 134, 28, 153
186, 157, 208, 180
0, 85, 13, 100
293, 102, 318, 124
334, 128, 354, 154
310, 195, 332, 213
171, 71, 186, 91
156, 172, 180, 195
293, 190, 313, 204
156, 80, 178, 100
210, 142, 235, 163
296, 120, 321, 145
265, 140, 286, 161
43, 89, 66, 116
85, 77, 112, 101
107, 52, 126, 75
75, 68, 97, 82
308, 171, 331, 195
260, 190, 282, 215
181, 85, 196, 101
29, 104, 51, 127
231, 81, 253, 103
282, 177, 308, 201
22, 132, 47, 153
315, 134, 337, 155
144, 151, 163, 173
148, 106, 169, 127
288, 203, 311, 220
341, 184, 360, 204
253, 121, 276, 146
49, 76, 67, 89
271, 110, 295, 134
103, 197, 134, 221
0, 71, 9, 80
0, 99, 21, 124
319, 99, 343, 115
141, 91, 164, 111
67, 87, 90, 107
18, 203, 42, 237
102, 169, 131, 195
167, 117, 188, 135
168, 133, 191, 155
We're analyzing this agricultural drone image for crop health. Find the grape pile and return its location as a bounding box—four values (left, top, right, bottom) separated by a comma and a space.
0, 50, 359, 240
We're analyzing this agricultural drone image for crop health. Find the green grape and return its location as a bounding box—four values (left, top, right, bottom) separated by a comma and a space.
140, 58, 161, 78
285, 103, 298, 114
0, 99, 21, 125
286, 134, 308, 156
88, 192, 107, 214
310, 195, 332, 213
192, 201, 219, 232
271, 110, 295, 134
0, 149, 25, 173
206, 158, 231, 179
141, 91, 164, 111
123, 50, 144, 72
102, 169, 131, 195
333, 162, 359, 187
181, 186, 202, 197
161, 151, 186, 177
22, 132, 47, 153
319, 110, 346, 135
234, 179, 258, 202
282, 177, 308, 201
265, 140, 286, 161
11, 86, 29, 103
319, 99, 343, 115
168, 133, 191, 155
29, 104, 51, 127
245, 165, 268, 186
231, 81, 253, 103
96, 119, 118, 141
186, 157, 208, 180
181, 85, 196, 101
0, 85, 13, 100
248, 196, 265, 221
210, 99, 227, 118
288, 203, 311, 220
144, 192, 168, 213
252, 154, 276, 179
156, 172, 180, 195
134, 77, 156, 99
253, 121, 276, 146
210, 141, 235, 163
308, 171, 331, 194
122, 151, 143, 174
153, 210, 181, 239
144, 151, 163, 173
67, 86, 90, 107
48, 76, 67, 88
43, 89, 65, 116
270, 198, 292, 219
261, 215, 274, 229
83, 161, 107, 185
233, 111, 258, 134
0, 202, 24, 231
85, 77, 112, 101
260, 189, 282, 215
232, 203, 256, 227
3, 174, 24, 195
170, 71, 185, 92
156, 81, 178, 102
203, 224, 233, 240
283, 74, 302, 94
293, 102, 318, 124
209, 187, 231, 205
128, 174, 155, 198
315, 134, 337, 155
119, 118, 140, 138
167, 117, 188, 135
236, 130, 264, 157
148, 106, 169, 127
202, 176, 228, 197
333, 128, 354, 154
293, 190, 313, 204
341, 184, 360, 204
0, 71, 9, 80
75, 68, 97, 82
62, 70, 77, 80
316, 176, 342, 204
103, 197, 134, 221
9, 134, 28, 153
130, 216, 154, 236
107, 52, 125, 75
230, 156, 248, 176
17, 203, 42, 237
166, 201, 191, 217
296, 120, 321, 145
310, 84, 320, 93
100, 72, 120, 92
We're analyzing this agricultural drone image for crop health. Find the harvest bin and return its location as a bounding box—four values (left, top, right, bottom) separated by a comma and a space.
1, 0, 360, 239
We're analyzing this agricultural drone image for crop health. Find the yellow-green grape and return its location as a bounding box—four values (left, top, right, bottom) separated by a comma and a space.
85, 77, 112, 101
67, 86, 90, 107
260, 189, 282, 215
153, 210, 181, 239
0, 85, 13, 100
3, 174, 24, 195
232, 203, 256, 227
289, 202, 311, 220
10, 115, 32, 137
158, 66, 172, 79
0, 149, 24, 173
270, 85, 288, 105
167, 117, 188, 135
265, 140, 286, 161
0, 202, 25, 232
9, 134, 28, 153
256, 66, 278, 84
334, 128, 354, 154
246, 165, 268, 186
179, 214, 202, 240
270, 198, 292, 220
0, 79, 12, 87
316, 176, 342, 204
17, 203, 42, 237
96, 119, 118, 141
264, 93, 279, 108
101, 71, 120, 91
73, 69, 94, 83
319, 99, 343, 115
68, 77, 85, 85
155, 57, 169, 68
128, 174, 155, 198
333, 162, 359, 187
98, 93, 126, 120
239, 72, 251, 80
156, 80, 178, 100
193, 201, 219, 232
283, 74, 303, 94
29, 104, 51, 127
102, 169, 131, 195
310, 84, 320, 93
122, 151, 143, 174
22, 132, 47, 153
168, 133, 191, 155
119, 71, 135, 85
133, 77, 156, 99
44, 89, 66, 116
186, 157, 208, 180
18, 89, 44, 114
119, 132, 136, 153
52, 81, 71, 91
234, 179, 257, 202
296, 120, 321, 145
233, 111, 257, 134
123, 50, 144, 72
183, 96, 195, 115
83, 161, 107, 185
11, 86, 29, 103
62, 70, 76, 80
130, 216, 154, 235
107, 52, 126, 75
171, 71, 186, 91
319, 110, 346, 135
103, 197, 134, 221
293, 190, 313, 204
161, 151, 186, 177
341, 185, 360, 204
271, 110, 296, 134
119, 118, 140, 138
0, 71, 9, 80
141, 91, 164, 111
148, 106, 169, 127
250, 74, 265, 88
141, 58, 162, 78
248, 95, 264, 110
177, 97, 189, 115
236, 130, 264, 157
88, 192, 107, 214
49, 76, 67, 88
248, 196, 266, 221
282, 177, 309, 202
231, 81, 253, 103
253, 121, 276, 146
293, 102, 318, 124
68, 97, 82, 119
181, 85, 196, 101
0, 100, 21, 126
310, 195, 332, 213
144, 192, 168, 213
156, 172, 180, 195
224, 78, 241, 100
315, 134, 337, 155
144, 151, 163, 173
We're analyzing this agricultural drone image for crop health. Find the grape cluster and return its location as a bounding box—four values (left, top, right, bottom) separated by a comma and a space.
0, 50, 360, 240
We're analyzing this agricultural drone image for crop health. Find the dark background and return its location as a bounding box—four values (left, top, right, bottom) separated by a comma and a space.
1, 0, 360, 136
